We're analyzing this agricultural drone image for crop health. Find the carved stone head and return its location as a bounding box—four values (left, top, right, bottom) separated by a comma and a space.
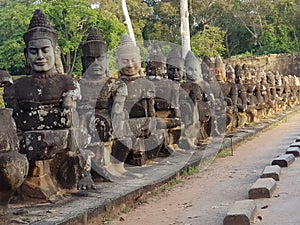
81, 27, 109, 79
0, 70, 13, 87
184, 51, 202, 81
234, 64, 244, 84
146, 44, 166, 80
116, 34, 141, 78
201, 56, 214, 82
225, 64, 235, 83
214, 56, 226, 82
166, 48, 184, 82
23, 9, 60, 76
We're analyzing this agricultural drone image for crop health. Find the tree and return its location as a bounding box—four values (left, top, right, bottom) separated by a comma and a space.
88, 0, 152, 42
0, 0, 36, 74
191, 25, 226, 57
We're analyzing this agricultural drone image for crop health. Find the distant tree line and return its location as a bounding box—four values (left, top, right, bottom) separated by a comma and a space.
1, 0, 300, 76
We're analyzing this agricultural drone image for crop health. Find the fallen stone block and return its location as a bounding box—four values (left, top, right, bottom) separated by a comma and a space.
260, 165, 281, 181
223, 200, 256, 225
271, 154, 295, 167
248, 178, 276, 199
286, 147, 300, 157
295, 136, 300, 142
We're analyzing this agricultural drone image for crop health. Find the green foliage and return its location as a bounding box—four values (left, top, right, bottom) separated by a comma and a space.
191, 25, 226, 57
257, 24, 300, 54
0, 88, 4, 108
0, 1, 35, 74
2, 0, 300, 74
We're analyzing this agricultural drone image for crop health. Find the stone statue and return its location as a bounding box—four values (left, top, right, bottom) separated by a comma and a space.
201, 56, 226, 136
4, 9, 94, 200
145, 44, 177, 154
182, 51, 211, 146
0, 109, 28, 217
234, 64, 248, 127
165, 47, 187, 149
116, 34, 163, 166
242, 64, 259, 123
214, 56, 238, 131
78, 27, 129, 177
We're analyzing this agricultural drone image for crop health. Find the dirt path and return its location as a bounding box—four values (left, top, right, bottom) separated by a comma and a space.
107, 112, 300, 225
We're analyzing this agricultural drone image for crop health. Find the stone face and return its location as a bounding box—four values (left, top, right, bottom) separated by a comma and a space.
271, 154, 295, 167
261, 165, 281, 181
248, 178, 276, 199
286, 146, 300, 157
223, 200, 256, 225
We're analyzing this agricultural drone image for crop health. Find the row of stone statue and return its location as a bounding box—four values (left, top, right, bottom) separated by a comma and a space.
1, 9, 299, 215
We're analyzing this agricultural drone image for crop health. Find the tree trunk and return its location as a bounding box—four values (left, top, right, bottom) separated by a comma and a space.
180, 0, 191, 58
121, 0, 136, 45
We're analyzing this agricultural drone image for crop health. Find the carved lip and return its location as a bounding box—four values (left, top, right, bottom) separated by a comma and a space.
35, 62, 47, 66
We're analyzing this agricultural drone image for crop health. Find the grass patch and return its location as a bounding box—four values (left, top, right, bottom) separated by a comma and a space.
181, 166, 199, 177
217, 147, 233, 158
103, 216, 113, 224
120, 207, 131, 214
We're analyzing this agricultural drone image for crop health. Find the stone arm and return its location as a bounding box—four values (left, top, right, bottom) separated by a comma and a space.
229, 84, 238, 111
111, 81, 128, 139
237, 84, 247, 111
170, 83, 181, 118
3, 86, 19, 111
141, 83, 157, 134
62, 80, 81, 127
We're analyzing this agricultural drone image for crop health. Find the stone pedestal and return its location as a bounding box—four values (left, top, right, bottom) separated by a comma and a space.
19, 160, 60, 200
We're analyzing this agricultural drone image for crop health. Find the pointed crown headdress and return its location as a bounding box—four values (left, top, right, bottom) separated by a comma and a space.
23, 9, 58, 47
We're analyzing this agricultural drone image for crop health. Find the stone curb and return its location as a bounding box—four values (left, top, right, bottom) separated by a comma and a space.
248, 178, 277, 199
260, 165, 281, 181
271, 153, 295, 167
223, 200, 256, 225
8, 107, 300, 224
286, 146, 300, 157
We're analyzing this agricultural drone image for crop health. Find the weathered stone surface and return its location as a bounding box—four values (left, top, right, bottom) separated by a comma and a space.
19, 129, 69, 161
260, 165, 281, 181
0, 109, 29, 215
271, 154, 295, 167
223, 200, 256, 225
0, 109, 19, 153
286, 146, 300, 157
248, 178, 276, 199
0, 152, 28, 215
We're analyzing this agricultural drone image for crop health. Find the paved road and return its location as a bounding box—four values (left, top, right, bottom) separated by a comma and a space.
109, 111, 300, 225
